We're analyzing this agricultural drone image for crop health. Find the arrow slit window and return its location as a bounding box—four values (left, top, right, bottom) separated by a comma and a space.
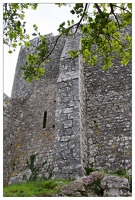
43, 111, 47, 128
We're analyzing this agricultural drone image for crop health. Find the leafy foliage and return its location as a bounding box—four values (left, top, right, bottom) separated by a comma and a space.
3, 3, 37, 53
3, 3, 132, 82
21, 34, 49, 82
87, 171, 104, 195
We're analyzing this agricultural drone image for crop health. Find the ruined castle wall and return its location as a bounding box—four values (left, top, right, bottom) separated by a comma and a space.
84, 61, 132, 171
11, 33, 66, 98
3, 95, 23, 185
3, 26, 132, 185
84, 25, 132, 171
4, 34, 68, 185
10, 81, 56, 180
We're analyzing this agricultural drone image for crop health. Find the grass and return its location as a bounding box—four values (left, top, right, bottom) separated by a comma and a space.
3, 179, 71, 197
3, 169, 132, 197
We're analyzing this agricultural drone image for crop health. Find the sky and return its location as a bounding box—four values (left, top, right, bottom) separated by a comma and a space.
3, 3, 80, 97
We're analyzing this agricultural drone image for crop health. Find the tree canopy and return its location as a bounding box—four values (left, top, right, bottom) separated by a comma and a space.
3, 3, 132, 82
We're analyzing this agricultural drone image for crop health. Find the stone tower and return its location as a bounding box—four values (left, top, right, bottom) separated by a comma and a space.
3, 25, 132, 186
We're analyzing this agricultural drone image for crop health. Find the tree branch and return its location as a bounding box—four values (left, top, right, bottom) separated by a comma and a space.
111, 35, 124, 48
74, 3, 88, 34
112, 4, 132, 13
36, 3, 130, 67
94, 3, 102, 14
40, 23, 78, 63
110, 3, 120, 30
40, 4, 89, 64
104, 35, 112, 50
41, 33, 63, 63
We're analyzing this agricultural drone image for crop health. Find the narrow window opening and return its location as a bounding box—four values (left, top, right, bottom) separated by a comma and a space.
43, 111, 47, 128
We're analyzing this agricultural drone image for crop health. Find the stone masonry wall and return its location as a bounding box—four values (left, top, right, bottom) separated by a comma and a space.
84, 24, 132, 171
3, 95, 23, 186
11, 33, 66, 98
53, 33, 87, 179
84, 61, 132, 171
3, 33, 68, 185
3, 26, 132, 185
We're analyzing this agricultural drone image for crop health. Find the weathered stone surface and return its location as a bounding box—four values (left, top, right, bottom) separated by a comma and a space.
127, 168, 132, 176
81, 176, 88, 186
8, 174, 23, 186
23, 169, 32, 182
58, 174, 132, 197
3, 25, 132, 185
87, 189, 99, 197
59, 179, 86, 196
8, 169, 32, 186
100, 175, 130, 197
72, 192, 82, 197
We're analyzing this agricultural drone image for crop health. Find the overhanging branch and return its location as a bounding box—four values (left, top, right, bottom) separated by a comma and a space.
40, 4, 89, 63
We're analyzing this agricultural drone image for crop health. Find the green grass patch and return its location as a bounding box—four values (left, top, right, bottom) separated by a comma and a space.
114, 169, 127, 177
3, 179, 71, 197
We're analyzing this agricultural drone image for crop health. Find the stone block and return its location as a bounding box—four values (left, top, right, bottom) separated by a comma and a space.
100, 175, 130, 197
59, 179, 86, 196
64, 120, 72, 128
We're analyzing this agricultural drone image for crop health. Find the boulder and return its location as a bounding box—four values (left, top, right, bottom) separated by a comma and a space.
8, 169, 32, 185
100, 175, 130, 197
59, 179, 86, 196
81, 176, 89, 186
58, 173, 132, 197
87, 189, 99, 197
8, 174, 23, 186
22, 169, 32, 182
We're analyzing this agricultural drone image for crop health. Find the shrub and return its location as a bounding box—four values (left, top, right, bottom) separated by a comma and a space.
87, 171, 104, 195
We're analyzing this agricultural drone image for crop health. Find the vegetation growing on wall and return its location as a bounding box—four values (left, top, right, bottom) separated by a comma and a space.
26, 154, 47, 181
26, 154, 54, 181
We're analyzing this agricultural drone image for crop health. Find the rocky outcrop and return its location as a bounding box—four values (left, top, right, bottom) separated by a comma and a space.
100, 175, 132, 197
58, 174, 132, 197
59, 179, 86, 196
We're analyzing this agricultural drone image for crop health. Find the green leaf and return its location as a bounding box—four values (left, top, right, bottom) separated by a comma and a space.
88, 17, 93, 22
12, 43, 18, 48
55, 3, 67, 7
67, 20, 70, 26
71, 19, 74, 24
33, 24, 38, 31
24, 41, 31, 47
17, 20, 21, 27
70, 10, 75, 14
68, 50, 79, 58
32, 33, 37, 36
8, 50, 13, 54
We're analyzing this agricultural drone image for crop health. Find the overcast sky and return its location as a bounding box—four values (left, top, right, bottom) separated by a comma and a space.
3, 3, 79, 96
